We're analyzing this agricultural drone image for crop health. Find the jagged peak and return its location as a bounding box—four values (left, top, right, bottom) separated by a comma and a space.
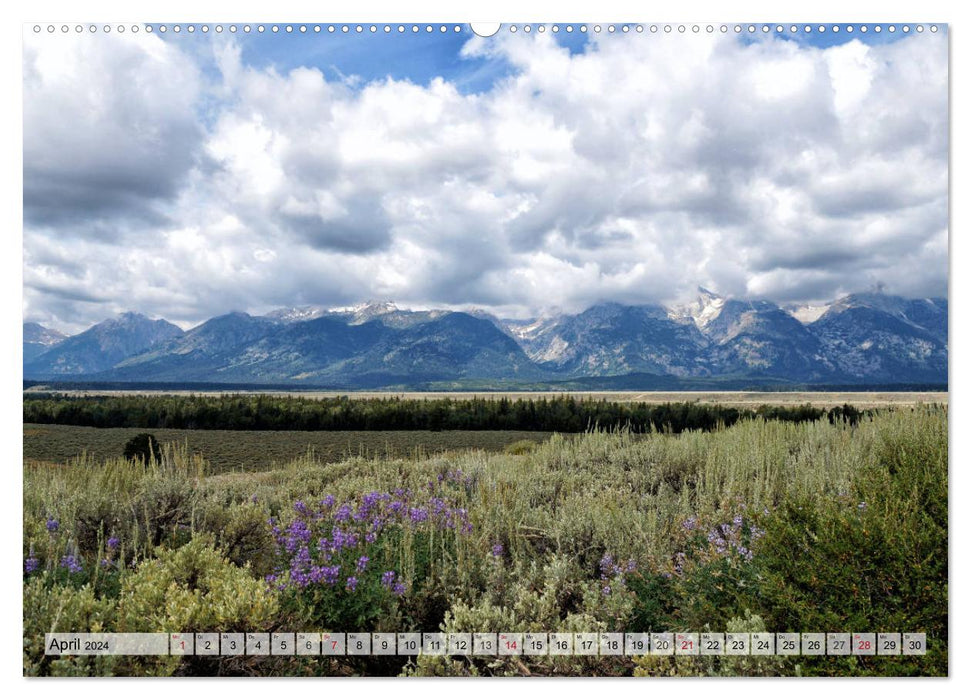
330, 300, 398, 315
670, 288, 727, 330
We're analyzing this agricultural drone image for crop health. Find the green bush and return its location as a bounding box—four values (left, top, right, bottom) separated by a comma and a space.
116, 534, 278, 634
123, 433, 162, 465
132, 470, 198, 548
197, 501, 276, 578
742, 409, 947, 676
504, 439, 539, 456
23, 573, 117, 677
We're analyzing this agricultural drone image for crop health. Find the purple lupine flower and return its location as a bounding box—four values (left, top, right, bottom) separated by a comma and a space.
100, 558, 112, 568
365, 531, 377, 543
283, 519, 312, 553
356, 555, 370, 573
294, 500, 310, 517
491, 543, 504, 557
320, 494, 336, 509
288, 546, 313, 587
409, 507, 428, 524
107, 537, 120, 550
334, 503, 353, 522
24, 554, 39, 574
250, 494, 259, 504
362, 491, 385, 508
321, 565, 341, 586
625, 558, 637, 573
265, 573, 278, 583
381, 570, 397, 589
750, 526, 765, 541
293, 546, 311, 567
346, 576, 359, 592
59, 554, 82, 574
46, 517, 59, 533
391, 582, 406, 596
681, 516, 697, 531
732, 514, 744, 528
602, 585, 611, 596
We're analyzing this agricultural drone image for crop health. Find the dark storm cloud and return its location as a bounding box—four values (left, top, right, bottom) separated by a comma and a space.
752, 245, 869, 273
23, 174, 177, 233
280, 204, 393, 254
26, 280, 110, 305
23, 32, 203, 230
811, 181, 944, 218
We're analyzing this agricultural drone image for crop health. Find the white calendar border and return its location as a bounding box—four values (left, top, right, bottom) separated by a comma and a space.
4, 0, 963, 697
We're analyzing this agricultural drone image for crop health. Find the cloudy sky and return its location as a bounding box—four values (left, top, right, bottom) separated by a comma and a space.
23, 24, 948, 332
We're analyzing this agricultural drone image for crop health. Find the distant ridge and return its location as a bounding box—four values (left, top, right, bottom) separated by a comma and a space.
23, 292, 947, 388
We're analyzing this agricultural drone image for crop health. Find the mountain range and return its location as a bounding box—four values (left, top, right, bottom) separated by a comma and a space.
22, 290, 948, 389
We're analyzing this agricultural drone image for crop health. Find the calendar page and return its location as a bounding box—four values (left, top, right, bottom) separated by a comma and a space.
22, 19, 948, 678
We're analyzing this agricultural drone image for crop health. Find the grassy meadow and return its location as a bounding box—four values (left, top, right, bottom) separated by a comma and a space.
22, 404, 947, 677
23, 424, 552, 473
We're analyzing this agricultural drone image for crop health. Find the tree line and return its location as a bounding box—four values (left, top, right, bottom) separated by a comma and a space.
22, 394, 873, 433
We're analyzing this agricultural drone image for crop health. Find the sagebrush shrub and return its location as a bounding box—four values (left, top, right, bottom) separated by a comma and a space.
116, 534, 278, 634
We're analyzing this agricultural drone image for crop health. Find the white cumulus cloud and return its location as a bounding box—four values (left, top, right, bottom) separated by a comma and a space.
23, 29, 948, 332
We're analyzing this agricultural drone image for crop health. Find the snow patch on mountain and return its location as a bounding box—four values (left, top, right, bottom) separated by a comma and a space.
536, 335, 570, 362
264, 306, 327, 322
671, 287, 726, 330
786, 303, 831, 324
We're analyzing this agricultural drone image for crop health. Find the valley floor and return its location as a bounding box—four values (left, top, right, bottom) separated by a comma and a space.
21, 388, 948, 408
